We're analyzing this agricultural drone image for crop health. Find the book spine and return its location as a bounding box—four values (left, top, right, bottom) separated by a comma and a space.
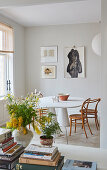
2, 138, 14, 150
25, 145, 58, 155
24, 151, 52, 156
2, 137, 14, 145
0, 147, 24, 161
8, 158, 19, 170
0, 158, 19, 170
19, 153, 60, 166
0, 164, 8, 169
19, 157, 56, 166
22, 153, 52, 160
24, 149, 58, 157
3, 142, 17, 152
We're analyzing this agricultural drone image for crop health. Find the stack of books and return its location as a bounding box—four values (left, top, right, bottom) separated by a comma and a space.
19, 144, 63, 168
0, 128, 24, 169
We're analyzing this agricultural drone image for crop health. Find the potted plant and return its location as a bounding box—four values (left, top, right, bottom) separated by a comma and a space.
33, 112, 62, 146
5, 93, 39, 147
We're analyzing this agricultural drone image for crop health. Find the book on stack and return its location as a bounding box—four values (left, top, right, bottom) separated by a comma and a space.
0, 157, 19, 169
19, 144, 61, 166
0, 128, 12, 143
17, 156, 64, 170
0, 128, 23, 157
62, 159, 97, 170
0, 128, 25, 169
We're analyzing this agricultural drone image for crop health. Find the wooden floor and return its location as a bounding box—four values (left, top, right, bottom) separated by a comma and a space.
32, 119, 100, 148
55, 120, 100, 148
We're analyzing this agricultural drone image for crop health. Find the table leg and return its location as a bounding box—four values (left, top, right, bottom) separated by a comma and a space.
48, 107, 57, 121
55, 108, 69, 144
56, 108, 69, 127
48, 107, 56, 114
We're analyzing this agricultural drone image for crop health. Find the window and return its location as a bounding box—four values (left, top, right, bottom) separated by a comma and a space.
0, 23, 14, 97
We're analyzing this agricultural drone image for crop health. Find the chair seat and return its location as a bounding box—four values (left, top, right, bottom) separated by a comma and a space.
69, 114, 86, 120
80, 109, 97, 114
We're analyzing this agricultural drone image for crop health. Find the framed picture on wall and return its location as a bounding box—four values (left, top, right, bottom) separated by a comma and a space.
41, 46, 58, 63
64, 46, 85, 78
41, 65, 56, 79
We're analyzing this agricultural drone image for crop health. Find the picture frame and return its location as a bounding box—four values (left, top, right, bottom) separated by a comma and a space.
64, 46, 85, 78
41, 46, 58, 63
41, 65, 56, 79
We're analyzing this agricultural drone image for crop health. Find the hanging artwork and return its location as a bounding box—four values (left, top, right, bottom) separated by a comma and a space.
64, 46, 85, 78
41, 46, 57, 63
41, 65, 56, 79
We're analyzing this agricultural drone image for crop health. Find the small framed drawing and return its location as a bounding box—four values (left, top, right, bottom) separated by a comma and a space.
41, 46, 57, 63
41, 65, 56, 79
64, 46, 85, 78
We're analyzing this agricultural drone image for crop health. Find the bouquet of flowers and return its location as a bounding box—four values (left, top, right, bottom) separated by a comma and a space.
5, 93, 39, 134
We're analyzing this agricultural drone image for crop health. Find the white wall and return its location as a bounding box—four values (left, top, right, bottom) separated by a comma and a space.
0, 14, 25, 97
100, 0, 107, 149
25, 23, 101, 100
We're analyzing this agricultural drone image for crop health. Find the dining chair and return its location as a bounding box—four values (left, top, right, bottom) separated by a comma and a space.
82, 98, 101, 130
37, 108, 48, 117
69, 98, 93, 138
29, 108, 48, 129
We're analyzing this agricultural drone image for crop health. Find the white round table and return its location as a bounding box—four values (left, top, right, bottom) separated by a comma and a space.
39, 96, 84, 127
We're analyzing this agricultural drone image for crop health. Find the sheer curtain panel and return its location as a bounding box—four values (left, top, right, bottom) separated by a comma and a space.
0, 23, 14, 53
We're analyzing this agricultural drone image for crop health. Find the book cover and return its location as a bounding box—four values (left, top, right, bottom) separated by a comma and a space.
19, 152, 61, 166
21, 150, 59, 161
62, 159, 97, 170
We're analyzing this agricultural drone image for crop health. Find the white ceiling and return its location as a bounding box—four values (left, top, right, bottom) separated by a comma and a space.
0, 0, 101, 27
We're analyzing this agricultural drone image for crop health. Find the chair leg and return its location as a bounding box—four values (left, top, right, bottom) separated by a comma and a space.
86, 118, 93, 135
82, 119, 84, 129
75, 120, 76, 133
82, 118, 88, 138
69, 118, 72, 136
65, 127, 68, 144
96, 116, 100, 127
95, 116, 98, 130
96, 115, 100, 128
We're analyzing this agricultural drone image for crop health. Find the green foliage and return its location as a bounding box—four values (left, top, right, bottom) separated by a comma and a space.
5, 93, 39, 128
39, 112, 62, 138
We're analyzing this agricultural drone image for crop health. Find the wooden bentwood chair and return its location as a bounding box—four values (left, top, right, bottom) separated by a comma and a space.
38, 108, 48, 117
82, 98, 101, 130
31, 108, 48, 126
69, 98, 93, 138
